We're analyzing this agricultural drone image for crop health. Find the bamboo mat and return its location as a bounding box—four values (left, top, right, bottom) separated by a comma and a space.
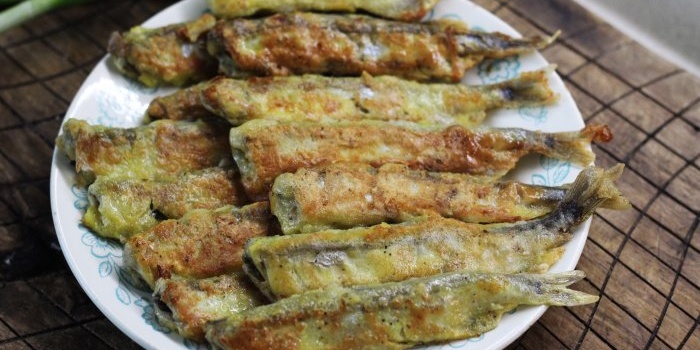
0, 0, 697, 349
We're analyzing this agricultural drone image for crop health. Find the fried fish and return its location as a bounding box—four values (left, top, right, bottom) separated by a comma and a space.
208, 12, 557, 82
147, 68, 557, 126
207, 0, 440, 21
82, 167, 248, 242
154, 273, 266, 342
245, 165, 629, 299
205, 270, 598, 350
230, 119, 612, 200
271, 163, 567, 234
124, 202, 272, 288
56, 118, 231, 186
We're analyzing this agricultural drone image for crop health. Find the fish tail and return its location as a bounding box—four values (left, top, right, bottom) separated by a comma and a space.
492, 164, 628, 236
513, 271, 599, 306
542, 164, 629, 231
487, 66, 559, 108
459, 30, 559, 58
531, 124, 613, 165
565, 163, 630, 214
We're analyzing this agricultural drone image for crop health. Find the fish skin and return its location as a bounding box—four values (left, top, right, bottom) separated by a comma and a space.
207, 0, 441, 21
56, 118, 232, 187
108, 14, 217, 87
205, 271, 598, 350
207, 12, 556, 82
229, 119, 612, 201
154, 273, 266, 342
271, 163, 566, 235
245, 165, 629, 299
147, 69, 557, 127
123, 202, 272, 288
146, 80, 215, 122
82, 167, 248, 243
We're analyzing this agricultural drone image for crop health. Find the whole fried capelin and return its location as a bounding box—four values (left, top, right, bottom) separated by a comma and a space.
207, 12, 557, 82
206, 270, 598, 350
146, 68, 557, 126
229, 120, 612, 200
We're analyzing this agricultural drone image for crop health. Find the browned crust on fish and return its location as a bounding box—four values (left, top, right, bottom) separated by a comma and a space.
124, 202, 272, 287
271, 163, 565, 234
208, 13, 553, 82
156, 274, 265, 341
233, 122, 535, 200
108, 14, 217, 86
57, 119, 232, 186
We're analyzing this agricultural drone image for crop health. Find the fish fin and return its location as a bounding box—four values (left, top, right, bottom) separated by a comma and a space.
568, 163, 629, 213
502, 164, 628, 234
470, 31, 559, 58
493, 66, 559, 108
534, 124, 612, 166
541, 30, 562, 49
555, 164, 630, 228
516, 270, 599, 306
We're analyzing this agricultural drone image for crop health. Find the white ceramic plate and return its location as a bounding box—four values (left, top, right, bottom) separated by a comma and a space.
50, 0, 589, 349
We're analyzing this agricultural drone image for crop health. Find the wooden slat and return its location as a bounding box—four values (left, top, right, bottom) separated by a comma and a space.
539, 307, 585, 348
590, 297, 651, 349
647, 194, 697, 239
519, 322, 568, 350
657, 304, 697, 348
620, 240, 678, 295
606, 264, 666, 329
578, 331, 613, 350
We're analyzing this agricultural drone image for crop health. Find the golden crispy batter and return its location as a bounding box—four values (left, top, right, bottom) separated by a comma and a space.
205, 271, 598, 350
146, 81, 214, 121
83, 167, 249, 242
230, 120, 612, 200
207, 12, 556, 82
147, 69, 556, 126
246, 165, 628, 299
154, 273, 266, 342
271, 163, 566, 234
108, 14, 217, 87
56, 118, 231, 186
124, 202, 272, 288
207, 0, 440, 21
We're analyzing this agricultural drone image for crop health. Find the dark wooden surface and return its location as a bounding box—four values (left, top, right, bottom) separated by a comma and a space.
0, 0, 697, 349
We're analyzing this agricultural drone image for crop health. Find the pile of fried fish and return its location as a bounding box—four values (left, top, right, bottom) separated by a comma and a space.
56, 0, 630, 349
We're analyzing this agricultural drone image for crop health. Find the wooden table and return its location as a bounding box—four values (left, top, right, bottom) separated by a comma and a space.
0, 0, 697, 349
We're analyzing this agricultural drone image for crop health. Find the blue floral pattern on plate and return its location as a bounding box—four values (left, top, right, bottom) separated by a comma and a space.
519, 106, 548, 125
531, 156, 571, 186
477, 56, 521, 84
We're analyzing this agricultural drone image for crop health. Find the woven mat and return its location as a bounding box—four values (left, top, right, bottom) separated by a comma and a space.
0, 0, 697, 349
